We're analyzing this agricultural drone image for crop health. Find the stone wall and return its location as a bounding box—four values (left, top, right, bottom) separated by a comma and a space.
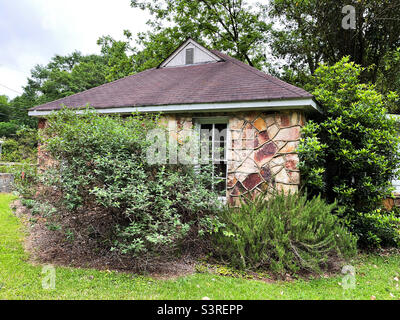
227, 111, 304, 206
159, 110, 305, 206
37, 118, 55, 170
0, 173, 14, 193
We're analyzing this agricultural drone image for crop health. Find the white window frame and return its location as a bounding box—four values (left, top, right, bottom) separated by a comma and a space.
194, 117, 230, 203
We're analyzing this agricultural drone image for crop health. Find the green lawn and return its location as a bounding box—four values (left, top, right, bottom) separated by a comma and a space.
0, 193, 399, 300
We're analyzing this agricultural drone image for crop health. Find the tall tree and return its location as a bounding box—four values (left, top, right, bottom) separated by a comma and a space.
24, 52, 108, 105
131, 0, 272, 70
0, 95, 10, 122
97, 30, 135, 82
269, 0, 400, 84
6, 52, 110, 130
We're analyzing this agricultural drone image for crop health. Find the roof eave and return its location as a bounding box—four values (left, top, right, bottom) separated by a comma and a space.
28, 97, 321, 117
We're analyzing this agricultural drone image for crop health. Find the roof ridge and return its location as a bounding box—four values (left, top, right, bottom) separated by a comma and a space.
30, 48, 314, 113
210, 50, 310, 98
30, 67, 157, 111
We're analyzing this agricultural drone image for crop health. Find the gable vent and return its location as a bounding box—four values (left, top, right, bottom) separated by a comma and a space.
185, 48, 194, 65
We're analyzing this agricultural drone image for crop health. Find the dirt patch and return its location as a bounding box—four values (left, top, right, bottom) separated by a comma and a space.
10, 199, 197, 279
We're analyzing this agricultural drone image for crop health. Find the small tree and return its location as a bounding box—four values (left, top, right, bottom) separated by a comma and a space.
298, 57, 400, 247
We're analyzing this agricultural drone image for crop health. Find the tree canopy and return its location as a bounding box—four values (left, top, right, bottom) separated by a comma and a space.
3, 0, 400, 134
131, 0, 272, 70
269, 1, 400, 88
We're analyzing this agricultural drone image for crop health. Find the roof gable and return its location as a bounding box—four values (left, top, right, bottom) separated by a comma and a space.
158, 38, 223, 68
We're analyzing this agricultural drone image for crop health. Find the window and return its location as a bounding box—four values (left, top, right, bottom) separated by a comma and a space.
185, 48, 194, 65
195, 118, 228, 199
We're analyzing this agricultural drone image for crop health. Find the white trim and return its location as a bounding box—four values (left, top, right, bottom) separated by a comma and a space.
28, 98, 320, 117
159, 39, 222, 68
194, 119, 229, 198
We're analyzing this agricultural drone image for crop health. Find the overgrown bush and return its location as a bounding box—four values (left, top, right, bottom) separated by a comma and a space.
9, 163, 38, 198
0, 127, 38, 163
298, 57, 400, 248
0, 121, 19, 138
39, 108, 222, 261
213, 191, 357, 275
346, 208, 400, 248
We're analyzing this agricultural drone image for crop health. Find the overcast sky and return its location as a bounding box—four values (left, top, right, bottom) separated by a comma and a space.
0, 0, 151, 99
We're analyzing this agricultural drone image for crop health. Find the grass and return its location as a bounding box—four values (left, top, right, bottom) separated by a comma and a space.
0, 193, 399, 300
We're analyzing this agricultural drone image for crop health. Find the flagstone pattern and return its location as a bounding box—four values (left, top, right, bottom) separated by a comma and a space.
227, 110, 304, 206
158, 110, 305, 206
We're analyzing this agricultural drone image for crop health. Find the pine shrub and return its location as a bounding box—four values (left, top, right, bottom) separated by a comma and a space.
213, 191, 357, 275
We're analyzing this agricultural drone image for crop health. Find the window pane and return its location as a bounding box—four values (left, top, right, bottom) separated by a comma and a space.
214, 162, 227, 194
199, 122, 227, 197
213, 123, 227, 163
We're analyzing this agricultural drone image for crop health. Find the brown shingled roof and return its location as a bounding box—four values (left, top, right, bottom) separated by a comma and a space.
30, 49, 312, 112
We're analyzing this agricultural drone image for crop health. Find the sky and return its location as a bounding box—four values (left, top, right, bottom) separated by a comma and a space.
0, 0, 151, 99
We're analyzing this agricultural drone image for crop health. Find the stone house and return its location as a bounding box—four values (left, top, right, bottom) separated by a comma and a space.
28, 38, 320, 205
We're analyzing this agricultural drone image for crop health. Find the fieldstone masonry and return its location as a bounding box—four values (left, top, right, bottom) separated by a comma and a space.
227, 111, 304, 206
159, 110, 305, 206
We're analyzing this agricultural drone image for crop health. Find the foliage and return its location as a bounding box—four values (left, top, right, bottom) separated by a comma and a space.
269, 0, 400, 88
9, 163, 38, 198
0, 122, 19, 138
298, 57, 400, 247
213, 191, 357, 275
1, 192, 399, 300
40, 108, 222, 259
2, 52, 109, 133
131, 0, 272, 70
7, 94, 38, 129
348, 208, 400, 248
0, 95, 26, 137
376, 48, 400, 112
0, 95, 11, 122
0, 127, 38, 163
24, 52, 109, 106
97, 30, 135, 82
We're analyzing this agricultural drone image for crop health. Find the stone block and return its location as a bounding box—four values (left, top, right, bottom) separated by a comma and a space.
274, 127, 301, 141
254, 142, 277, 167
242, 173, 263, 191
253, 117, 268, 132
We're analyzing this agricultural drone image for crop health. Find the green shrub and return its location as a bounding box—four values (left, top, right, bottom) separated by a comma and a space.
21, 198, 36, 209
9, 163, 38, 198
1, 139, 20, 162
0, 122, 18, 138
213, 191, 357, 275
344, 208, 400, 248
40, 107, 222, 260
0, 127, 38, 163
298, 57, 400, 247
